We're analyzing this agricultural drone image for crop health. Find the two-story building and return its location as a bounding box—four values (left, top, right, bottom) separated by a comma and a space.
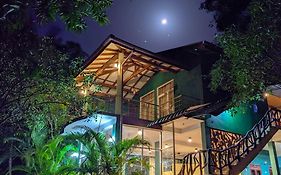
63, 35, 281, 175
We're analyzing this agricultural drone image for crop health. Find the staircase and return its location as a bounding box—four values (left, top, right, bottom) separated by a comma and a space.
178, 108, 281, 175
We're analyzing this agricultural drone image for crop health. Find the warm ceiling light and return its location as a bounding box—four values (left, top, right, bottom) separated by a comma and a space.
264, 92, 269, 97
79, 89, 87, 96
114, 63, 118, 68
195, 148, 198, 152
164, 144, 169, 149
137, 129, 142, 136
188, 137, 192, 143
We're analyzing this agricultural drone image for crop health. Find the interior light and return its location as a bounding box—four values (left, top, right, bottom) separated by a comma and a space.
70, 152, 79, 157
149, 150, 151, 154
108, 136, 115, 143
114, 63, 118, 68
188, 137, 192, 143
79, 89, 87, 96
137, 129, 142, 136
164, 144, 169, 149
195, 148, 198, 152
264, 92, 269, 97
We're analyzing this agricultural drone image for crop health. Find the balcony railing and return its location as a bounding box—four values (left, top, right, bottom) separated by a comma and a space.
91, 94, 202, 121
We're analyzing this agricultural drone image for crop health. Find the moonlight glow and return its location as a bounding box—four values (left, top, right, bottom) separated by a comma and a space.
161, 18, 167, 25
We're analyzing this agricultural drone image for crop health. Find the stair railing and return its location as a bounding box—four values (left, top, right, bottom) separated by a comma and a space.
179, 108, 281, 175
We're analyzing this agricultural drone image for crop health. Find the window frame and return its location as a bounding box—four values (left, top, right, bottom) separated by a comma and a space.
140, 90, 155, 120
157, 79, 175, 117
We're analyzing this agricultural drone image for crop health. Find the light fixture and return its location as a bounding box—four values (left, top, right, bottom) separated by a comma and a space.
195, 148, 198, 152
79, 89, 87, 96
137, 129, 142, 136
164, 144, 169, 149
188, 137, 192, 143
264, 92, 269, 97
114, 63, 118, 68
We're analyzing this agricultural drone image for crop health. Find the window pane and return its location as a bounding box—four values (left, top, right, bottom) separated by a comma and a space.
140, 91, 155, 120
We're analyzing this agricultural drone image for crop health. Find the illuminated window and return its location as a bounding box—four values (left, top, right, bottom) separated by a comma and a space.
140, 90, 155, 120
157, 80, 174, 117
250, 164, 261, 175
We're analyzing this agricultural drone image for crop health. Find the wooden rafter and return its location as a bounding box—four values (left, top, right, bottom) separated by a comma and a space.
95, 80, 134, 94
122, 50, 178, 73
123, 66, 148, 85
95, 54, 118, 76
96, 69, 117, 77
125, 69, 150, 98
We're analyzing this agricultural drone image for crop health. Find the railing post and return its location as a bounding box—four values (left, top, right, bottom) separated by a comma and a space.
199, 153, 203, 175
218, 151, 223, 175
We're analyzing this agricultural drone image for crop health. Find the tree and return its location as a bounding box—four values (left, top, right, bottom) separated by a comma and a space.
0, 0, 112, 173
0, 0, 112, 32
202, 0, 281, 107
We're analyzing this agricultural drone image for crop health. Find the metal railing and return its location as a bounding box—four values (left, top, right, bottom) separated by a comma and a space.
90, 94, 202, 121
178, 108, 281, 175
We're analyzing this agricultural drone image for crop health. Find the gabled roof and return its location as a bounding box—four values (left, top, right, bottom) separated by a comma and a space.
76, 35, 182, 99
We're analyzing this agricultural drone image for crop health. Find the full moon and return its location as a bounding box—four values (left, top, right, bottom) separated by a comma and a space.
161, 18, 167, 25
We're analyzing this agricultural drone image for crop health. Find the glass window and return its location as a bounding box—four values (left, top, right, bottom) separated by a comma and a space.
63, 114, 116, 140
122, 125, 161, 175
157, 80, 174, 117
140, 91, 155, 120
162, 122, 175, 174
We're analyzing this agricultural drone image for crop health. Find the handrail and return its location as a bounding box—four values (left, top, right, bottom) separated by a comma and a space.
179, 108, 281, 175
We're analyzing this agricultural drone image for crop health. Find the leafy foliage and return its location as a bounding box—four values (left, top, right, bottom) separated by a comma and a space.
4, 129, 150, 175
206, 0, 281, 107
0, 0, 112, 31
71, 129, 150, 175
6, 136, 77, 175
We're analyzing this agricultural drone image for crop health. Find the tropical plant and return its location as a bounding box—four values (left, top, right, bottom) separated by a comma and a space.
4, 128, 150, 175
5, 136, 77, 175
68, 129, 151, 175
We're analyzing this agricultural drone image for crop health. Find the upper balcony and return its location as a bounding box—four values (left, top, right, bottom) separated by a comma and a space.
90, 94, 202, 121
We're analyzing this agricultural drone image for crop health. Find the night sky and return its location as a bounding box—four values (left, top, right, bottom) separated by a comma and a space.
38, 0, 216, 55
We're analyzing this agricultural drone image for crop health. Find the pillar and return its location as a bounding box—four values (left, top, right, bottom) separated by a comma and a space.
268, 141, 280, 175
115, 52, 124, 142
201, 120, 211, 175
155, 141, 161, 175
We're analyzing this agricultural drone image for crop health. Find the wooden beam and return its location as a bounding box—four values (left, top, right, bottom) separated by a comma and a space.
96, 69, 116, 77
132, 55, 177, 73
95, 81, 134, 94
95, 54, 118, 76
105, 48, 119, 52
123, 66, 147, 85
122, 50, 178, 73
100, 52, 116, 56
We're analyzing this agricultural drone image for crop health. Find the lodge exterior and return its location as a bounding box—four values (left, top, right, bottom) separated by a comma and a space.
64, 35, 281, 175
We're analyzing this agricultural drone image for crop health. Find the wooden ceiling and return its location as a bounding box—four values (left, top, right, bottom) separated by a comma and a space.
76, 41, 181, 99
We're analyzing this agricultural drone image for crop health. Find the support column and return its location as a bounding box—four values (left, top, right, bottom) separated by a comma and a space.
201, 120, 210, 175
155, 141, 161, 175
115, 52, 124, 142
268, 141, 280, 175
